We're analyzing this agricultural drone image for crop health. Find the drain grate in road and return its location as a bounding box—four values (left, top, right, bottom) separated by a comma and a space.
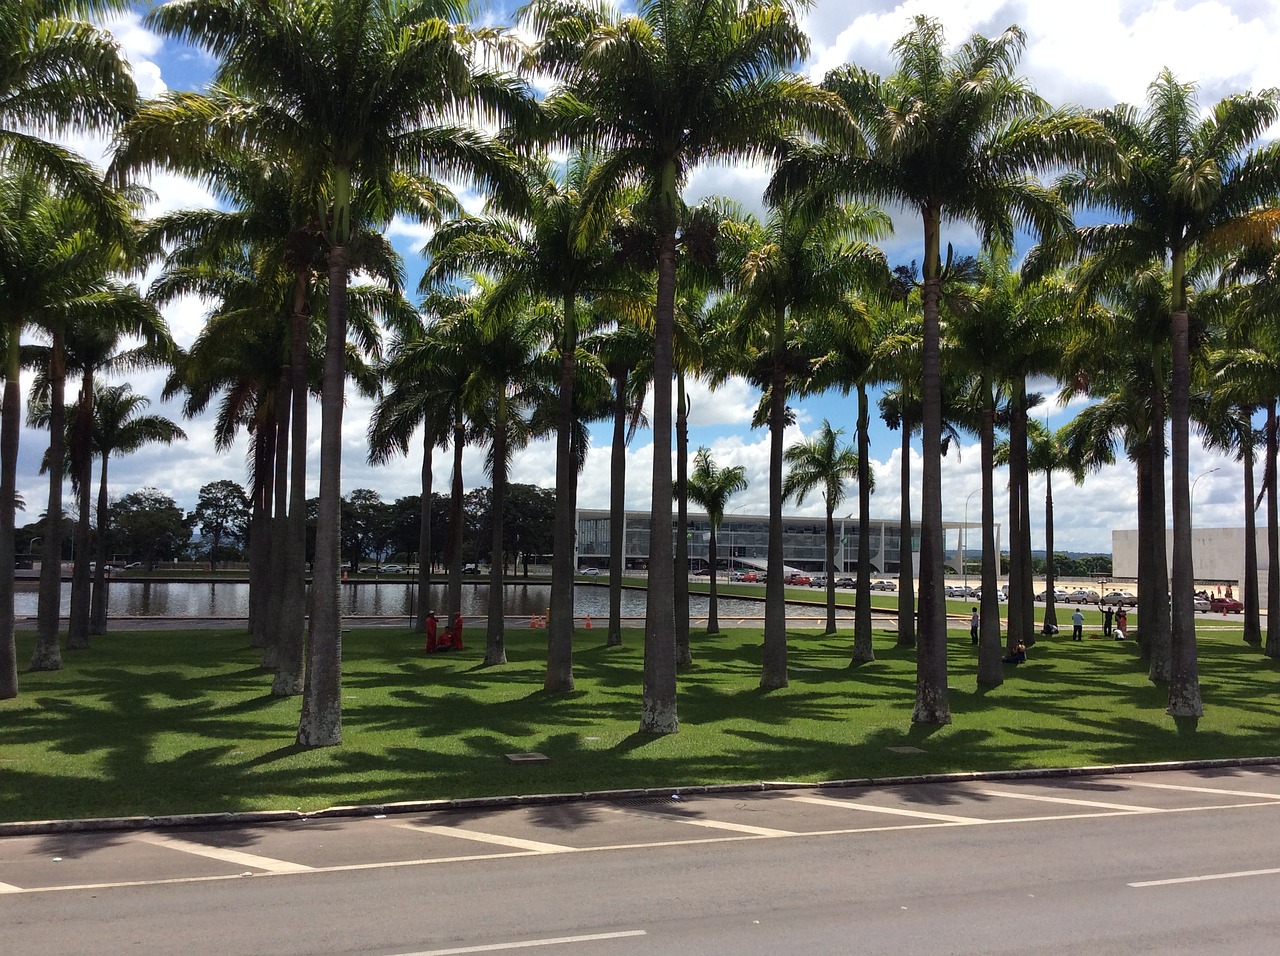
613, 795, 683, 807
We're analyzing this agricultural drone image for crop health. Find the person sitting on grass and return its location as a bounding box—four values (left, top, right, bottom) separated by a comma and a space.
1002, 643, 1027, 665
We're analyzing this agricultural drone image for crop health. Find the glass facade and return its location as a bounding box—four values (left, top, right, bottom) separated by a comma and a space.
575, 509, 992, 575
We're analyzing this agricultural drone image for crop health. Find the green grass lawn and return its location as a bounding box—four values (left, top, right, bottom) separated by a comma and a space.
1, 621, 1276, 825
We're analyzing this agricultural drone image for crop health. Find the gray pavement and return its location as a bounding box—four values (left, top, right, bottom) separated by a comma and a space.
4, 766, 1280, 955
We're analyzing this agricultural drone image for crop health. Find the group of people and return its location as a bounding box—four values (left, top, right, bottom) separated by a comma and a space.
425, 611, 466, 653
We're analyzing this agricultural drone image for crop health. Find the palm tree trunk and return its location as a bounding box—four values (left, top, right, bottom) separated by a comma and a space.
1006, 387, 1025, 651
1042, 469, 1057, 636
1266, 401, 1280, 657
824, 505, 837, 636
896, 418, 915, 648
249, 425, 273, 652
67, 377, 94, 649
707, 525, 720, 635
977, 396, 1002, 686
32, 339, 67, 671
913, 209, 949, 724
296, 241, 348, 748
639, 189, 679, 733
1147, 374, 1172, 682
89, 449, 111, 635
674, 374, 691, 666
761, 329, 789, 690
486, 394, 508, 667
607, 366, 626, 647
262, 369, 291, 670
852, 383, 873, 660
1242, 426, 1261, 646
415, 422, 433, 632
547, 297, 578, 689
0, 360, 18, 697
1011, 379, 1036, 647
1135, 450, 1153, 660
273, 293, 310, 696
1166, 302, 1201, 716
447, 420, 465, 623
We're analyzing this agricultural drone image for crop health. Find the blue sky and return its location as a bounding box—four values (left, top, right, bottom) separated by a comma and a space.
26, 0, 1280, 554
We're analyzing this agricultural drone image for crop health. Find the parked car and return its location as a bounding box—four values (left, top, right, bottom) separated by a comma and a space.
124, 562, 142, 569
783, 573, 811, 586
1101, 590, 1138, 607
1035, 587, 1069, 602
693, 566, 713, 576
462, 563, 481, 574
1193, 595, 1211, 612
1066, 588, 1100, 604
870, 580, 896, 591
834, 576, 856, 588
1210, 596, 1244, 613
741, 571, 758, 583
581, 567, 601, 577
378, 564, 404, 574
809, 574, 828, 588
945, 584, 977, 598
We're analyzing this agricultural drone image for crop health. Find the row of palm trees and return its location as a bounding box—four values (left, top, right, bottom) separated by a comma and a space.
4, 1, 1280, 745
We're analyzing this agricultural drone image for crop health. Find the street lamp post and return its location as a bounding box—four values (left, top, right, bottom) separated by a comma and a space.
1191, 466, 1220, 528
963, 489, 979, 591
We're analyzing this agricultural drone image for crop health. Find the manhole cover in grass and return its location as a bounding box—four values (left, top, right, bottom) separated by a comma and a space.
504, 752, 550, 764
886, 746, 926, 754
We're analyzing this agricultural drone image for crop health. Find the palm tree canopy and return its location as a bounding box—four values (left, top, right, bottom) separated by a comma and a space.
685, 445, 747, 531
782, 419, 868, 514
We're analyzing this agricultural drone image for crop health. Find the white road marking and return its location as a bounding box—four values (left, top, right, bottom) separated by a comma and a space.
785, 795, 980, 823
387, 822, 573, 854
1121, 780, 1280, 801
973, 788, 1158, 813
131, 831, 314, 873
601, 806, 794, 836
1130, 866, 1280, 888
6, 783, 1279, 896
392, 930, 647, 955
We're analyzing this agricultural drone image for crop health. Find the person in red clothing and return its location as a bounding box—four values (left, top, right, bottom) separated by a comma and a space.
451, 612, 465, 650
424, 611, 439, 652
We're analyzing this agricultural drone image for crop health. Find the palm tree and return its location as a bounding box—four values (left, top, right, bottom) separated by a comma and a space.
88, 384, 186, 629
423, 153, 641, 687
770, 15, 1112, 723
1035, 70, 1280, 717
1, 0, 137, 218
712, 196, 886, 685
1057, 266, 1175, 680
143, 0, 529, 746
525, 0, 840, 731
685, 447, 747, 635
782, 422, 864, 641
0, 171, 139, 675
590, 319, 651, 646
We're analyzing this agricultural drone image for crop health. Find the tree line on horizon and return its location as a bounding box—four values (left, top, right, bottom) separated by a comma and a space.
5, 0, 1280, 745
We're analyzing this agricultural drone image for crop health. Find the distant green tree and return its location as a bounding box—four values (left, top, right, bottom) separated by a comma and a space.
192, 480, 250, 570
113, 489, 191, 568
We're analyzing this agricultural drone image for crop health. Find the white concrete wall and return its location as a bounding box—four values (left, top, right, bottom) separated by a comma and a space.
1111, 527, 1270, 602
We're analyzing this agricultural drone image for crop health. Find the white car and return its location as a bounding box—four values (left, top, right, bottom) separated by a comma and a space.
1066, 588, 1100, 604
870, 580, 896, 591
1035, 588, 1069, 602
1193, 595, 1211, 612
1101, 590, 1138, 607
378, 564, 404, 574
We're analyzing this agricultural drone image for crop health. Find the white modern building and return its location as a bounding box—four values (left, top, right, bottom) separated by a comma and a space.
1112, 527, 1266, 598
575, 508, 993, 575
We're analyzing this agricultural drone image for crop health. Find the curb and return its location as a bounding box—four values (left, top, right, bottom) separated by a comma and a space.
3, 754, 1278, 838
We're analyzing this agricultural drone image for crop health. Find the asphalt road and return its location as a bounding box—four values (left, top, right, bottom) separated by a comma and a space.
3, 767, 1279, 955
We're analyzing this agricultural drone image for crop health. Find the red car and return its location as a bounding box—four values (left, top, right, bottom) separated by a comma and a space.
1210, 596, 1244, 614
783, 573, 811, 586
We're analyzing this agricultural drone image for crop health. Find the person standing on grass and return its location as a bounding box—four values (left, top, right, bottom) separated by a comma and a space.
970, 607, 980, 645
1102, 605, 1114, 638
425, 611, 439, 652
1115, 607, 1127, 640
1071, 607, 1084, 641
